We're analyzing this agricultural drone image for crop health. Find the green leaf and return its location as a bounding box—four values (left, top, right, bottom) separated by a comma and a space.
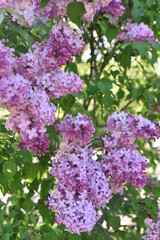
0, 9, 4, 24
23, 199, 34, 212
39, 0, 50, 9
132, 41, 149, 57
2, 161, 17, 181
102, 90, 113, 109
18, 149, 32, 163
67, 2, 85, 28
10, 22, 33, 49
98, 78, 112, 93
68, 233, 82, 240
105, 14, 117, 26
40, 178, 54, 199
45, 232, 57, 240
19, 227, 29, 239
109, 216, 120, 229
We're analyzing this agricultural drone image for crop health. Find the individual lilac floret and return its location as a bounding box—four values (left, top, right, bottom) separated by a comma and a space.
101, 0, 125, 25
101, 148, 149, 194
46, 184, 99, 234
143, 212, 160, 240
117, 22, 155, 42
0, 41, 15, 78
46, 21, 85, 66
36, 70, 83, 99
55, 113, 95, 145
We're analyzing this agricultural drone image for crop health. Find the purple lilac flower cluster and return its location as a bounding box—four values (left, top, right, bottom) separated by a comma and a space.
101, 111, 159, 194
117, 22, 155, 42
45, 114, 112, 234
0, 21, 84, 155
55, 113, 95, 146
143, 212, 160, 240
101, 0, 124, 25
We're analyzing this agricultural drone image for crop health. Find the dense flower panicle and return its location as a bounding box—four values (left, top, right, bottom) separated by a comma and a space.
103, 111, 159, 151
50, 146, 112, 208
117, 22, 155, 42
46, 184, 99, 234
46, 21, 85, 66
143, 212, 160, 240
0, 41, 15, 78
101, 148, 148, 194
55, 113, 95, 145
102, 111, 159, 194
5, 90, 56, 155
101, 0, 124, 25
46, 113, 111, 233
0, 24, 84, 155
36, 70, 83, 99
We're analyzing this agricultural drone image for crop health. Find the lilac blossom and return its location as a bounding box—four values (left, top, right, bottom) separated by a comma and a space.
101, 148, 148, 194
143, 212, 160, 240
117, 22, 155, 42
101, 0, 125, 25
55, 113, 95, 145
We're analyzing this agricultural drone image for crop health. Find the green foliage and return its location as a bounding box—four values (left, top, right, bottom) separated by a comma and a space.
67, 2, 85, 28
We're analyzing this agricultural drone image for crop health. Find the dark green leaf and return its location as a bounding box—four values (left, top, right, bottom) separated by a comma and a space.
67, 2, 85, 28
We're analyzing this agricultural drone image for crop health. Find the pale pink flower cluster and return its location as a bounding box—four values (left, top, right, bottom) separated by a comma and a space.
101, 111, 159, 194
117, 22, 155, 42
0, 22, 84, 155
101, 0, 124, 25
143, 212, 160, 240
46, 114, 112, 233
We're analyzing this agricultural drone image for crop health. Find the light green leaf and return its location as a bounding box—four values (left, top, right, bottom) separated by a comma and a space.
2, 161, 17, 181
102, 90, 113, 109
98, 78, 112, 93
0, 9, 4, 24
